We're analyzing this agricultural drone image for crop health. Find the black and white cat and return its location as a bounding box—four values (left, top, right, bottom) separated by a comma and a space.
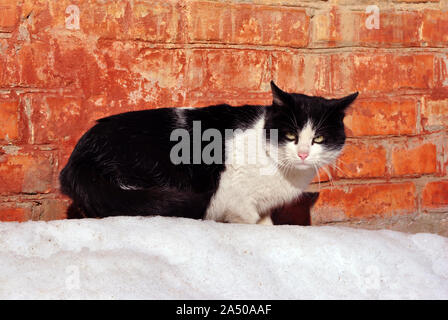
60, 81, 358, 224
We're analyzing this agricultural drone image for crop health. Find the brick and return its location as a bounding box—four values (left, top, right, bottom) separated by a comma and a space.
422, 180, 448, 209
344, 98, 417, 136
435, 54, 448, 88
421, 97, 448, 131
186, 49, 271, 94
358, 10, 422, 46
29, 95, 83, 144
2, 40, 55, 89
391, 141, 438, 176
333, 53, 435, 94
0, 205, 31, 222
129, 48, 187, 106
53, 39, 106, 97
335, 141, 387, 179
92, 42, 189, 108
0, 100, 19, 142
422, 10, 448, 46
132, 48, 186, 90
185, 91, 273, 108
1, 36, 82, 90
83, 0, 182, 42
272, 53, 332, 95
0, 150, 54, 195
0, 0, 18, 32
312, 9, 422, 47
312, 182, 417, 222
271, 52, 305, 93
188, 2, 309, 47
20, 0, 181, 42
31, 198, 70, 221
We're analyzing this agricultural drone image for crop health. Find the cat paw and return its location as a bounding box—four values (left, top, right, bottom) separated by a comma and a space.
257, 216, 274, 226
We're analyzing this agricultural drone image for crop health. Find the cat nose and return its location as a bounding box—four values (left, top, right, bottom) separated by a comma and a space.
298, 152, 309, 160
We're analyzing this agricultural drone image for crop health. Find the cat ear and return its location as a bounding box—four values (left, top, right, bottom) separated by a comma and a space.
329, 92, 359, 112
270, 81, 291, 107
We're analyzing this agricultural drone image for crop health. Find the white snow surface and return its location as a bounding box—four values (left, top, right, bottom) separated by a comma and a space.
0, 216, 447, 299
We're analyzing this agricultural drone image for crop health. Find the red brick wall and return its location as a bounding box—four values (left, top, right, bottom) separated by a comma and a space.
0, 0, 447, 228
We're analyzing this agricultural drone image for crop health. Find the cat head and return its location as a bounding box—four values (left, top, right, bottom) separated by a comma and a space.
265, 81, 358, 171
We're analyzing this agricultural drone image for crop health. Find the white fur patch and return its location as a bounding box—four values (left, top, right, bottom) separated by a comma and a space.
205, 116, 316, 224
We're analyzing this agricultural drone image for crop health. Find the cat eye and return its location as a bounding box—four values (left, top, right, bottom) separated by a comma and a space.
313, 136, 325, 144
285, 132, 296, 141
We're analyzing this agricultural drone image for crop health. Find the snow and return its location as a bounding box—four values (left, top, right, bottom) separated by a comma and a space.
0, 216, 447, 299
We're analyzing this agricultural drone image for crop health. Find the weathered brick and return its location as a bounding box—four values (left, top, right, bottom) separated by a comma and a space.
0, 150, 54, 195
19, 0, 182, 42
435, 54, 448, 89
422, 10, 448, 46
1, 40, 54, 88
31, 198, 70, 221
391, 140, 438, 176
188, 2, 309, 47
87, 0, 183, 42
131, 48, 187, 107
0, 100, 19, 142
358, 10, 422, 46
95, 42, 188, 108
333, 53, 435, 94
422, 180, 448, 209
25, 95, 84, 145
336, 141, 387, 179
0, 205, 31, 222
272, 53, 332, 95
186, 49, 271, 94
0, 0, 18, 32
344, 97, 417, 136
421, 97, 448, 131
53, 38, 106, 97
312, 182, 417, 223
312, 9, 422, 47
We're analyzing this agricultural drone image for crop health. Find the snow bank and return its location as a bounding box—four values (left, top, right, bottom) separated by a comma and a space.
0, 216, 447, 299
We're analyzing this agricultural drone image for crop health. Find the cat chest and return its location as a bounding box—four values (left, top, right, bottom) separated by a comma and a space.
205, 163, 315, 222
219, 164, 307, 204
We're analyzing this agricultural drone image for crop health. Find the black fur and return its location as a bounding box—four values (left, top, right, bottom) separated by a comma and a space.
272, 192, 319, 226
59, 82, 357, 219
60, 105, 263, 218
266, 81, 358, 149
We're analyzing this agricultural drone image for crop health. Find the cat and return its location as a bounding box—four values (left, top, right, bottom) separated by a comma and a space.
59, 81, 358, 224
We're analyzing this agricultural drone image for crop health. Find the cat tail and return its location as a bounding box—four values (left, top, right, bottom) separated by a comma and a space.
59, 160, 211, 219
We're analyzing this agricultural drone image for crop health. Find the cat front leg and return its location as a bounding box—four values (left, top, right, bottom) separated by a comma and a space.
223, 207, 261, 224
257, 215, 273, 225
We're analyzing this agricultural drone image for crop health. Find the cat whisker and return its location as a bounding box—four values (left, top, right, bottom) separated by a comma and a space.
277, 159, 295, 175
312, 163, 322, 191
330, 162, 346, 177
320, 165, 335, 188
